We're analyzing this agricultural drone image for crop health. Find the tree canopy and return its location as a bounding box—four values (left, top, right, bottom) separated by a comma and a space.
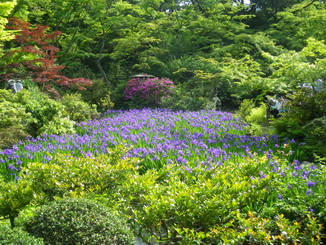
0, 0, 325, 108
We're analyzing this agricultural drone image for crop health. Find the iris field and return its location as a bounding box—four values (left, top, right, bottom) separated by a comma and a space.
0, 109, 325, 244
1, 109, 301, 179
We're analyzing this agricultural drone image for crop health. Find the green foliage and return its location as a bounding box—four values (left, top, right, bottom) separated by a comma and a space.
0, 176, 35, 228
60, 93, 99, 122
37, 116, 76, 136
23, 145, 139, 200
0, 89, 80, 147
0, 0, 16, 55
236, 99, 255, 120
245, 103, 267, 126
21, 91, 66, 136
0, 224, 44, 245
236, 99, 268, 136
24, 198, 134, 245
272, 89, 326, 158
302, 116, 326, 157
0, 90, 31, 149
116, 156, 325, 244
0, 145, 138, 230
161, 85, 214, 111
80, 79, 115, 112
98, 93, 115, 112
3, 89, 76, 137
270, 1, 326, 50
0, 127, 29, 150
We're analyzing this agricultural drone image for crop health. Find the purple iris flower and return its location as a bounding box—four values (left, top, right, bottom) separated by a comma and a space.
307, 180, 316, 187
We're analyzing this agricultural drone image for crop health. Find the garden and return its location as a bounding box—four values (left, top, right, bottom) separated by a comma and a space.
1, 0, 326, 244
1, 106, 326, 244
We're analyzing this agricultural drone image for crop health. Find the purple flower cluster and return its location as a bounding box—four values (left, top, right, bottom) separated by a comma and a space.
0, 109, 297, 179
124, 78, 175, 104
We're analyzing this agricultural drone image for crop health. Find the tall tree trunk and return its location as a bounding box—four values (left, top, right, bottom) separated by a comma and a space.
96, 37, 111, 87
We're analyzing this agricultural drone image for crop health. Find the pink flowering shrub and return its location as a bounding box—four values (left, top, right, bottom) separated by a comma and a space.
124, 78, 175, 108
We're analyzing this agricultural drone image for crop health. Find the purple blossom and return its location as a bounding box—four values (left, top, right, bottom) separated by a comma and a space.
308, 207, 314, 213
306, 189, 313, 195
307, 180, 316, 187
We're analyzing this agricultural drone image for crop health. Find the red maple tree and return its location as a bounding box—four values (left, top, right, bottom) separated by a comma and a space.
4, 17, 92, 96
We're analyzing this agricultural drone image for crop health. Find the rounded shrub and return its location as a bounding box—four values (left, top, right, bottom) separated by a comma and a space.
60, 93, 99, 122
124, 77, 175, 108
0, 224, 44, 245
24, 198, 134, 245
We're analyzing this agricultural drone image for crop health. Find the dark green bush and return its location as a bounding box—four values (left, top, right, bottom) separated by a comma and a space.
0, 224, 44, 245
302, 116, 326, 157
272, 89, 326, 158
24, 198, 135, 245
80, 78, 115, 112
161, 86, 212, 111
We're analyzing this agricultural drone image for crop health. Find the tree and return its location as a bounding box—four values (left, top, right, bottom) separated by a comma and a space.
0, 0, 16, 56
4, 17, 92, 96
269, 0, 326, 50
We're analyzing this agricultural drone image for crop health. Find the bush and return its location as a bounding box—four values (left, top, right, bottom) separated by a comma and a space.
37, 116, 76, 135
302, 116, 326, 157
23, 145, 139, 200
161, 86, 214, 111
0, 89, 77, 139
80, 78, 114, 111
0, 176, 35, 227
124, 77, 175, 108
246, 103, 267, 125
235, 99, 255, 120
0, 224, 44, 245
118, 156, 325, 244
236, 99, 268, 136
0, 90, 31, 148
60, 93, 99, 122
272, 89, 326, 158
24, 198, 135, 245
0, 127, 29, 150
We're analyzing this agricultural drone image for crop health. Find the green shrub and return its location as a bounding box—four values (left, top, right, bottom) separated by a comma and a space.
0, 89, 76, 139
24, 198, 135, 245
161, 87, 212, 111
0, 176, 35, 228
37, 116, 76, 135
117, 156, 325, 244
0, 101, 30, 129
235, 99, 255, 119
272, 89, 326, 158
302, 116, 326, 157
0, 90, 31, 148
98, 93, 115, 112
236, 99, 268, 136
21, 91, 68, 136
0, 224, 44, 245
0, 101, 30, 149
60, 93, 99, 122
80, 78, 114, 111
23, 145, 139, 200
0, 127, 29, 150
